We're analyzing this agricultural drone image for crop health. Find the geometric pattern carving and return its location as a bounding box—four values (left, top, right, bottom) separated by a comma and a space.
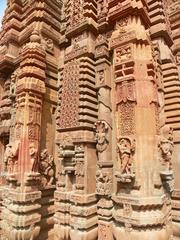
59, 59, 80, 128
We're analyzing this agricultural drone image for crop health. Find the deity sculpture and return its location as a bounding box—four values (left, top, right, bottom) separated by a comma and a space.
29, 142, 38, 172
4, 141, 19, 173
94, 120, 109, 153
117, 137, 135, 175
159, 125, 174, 172
39, 149, 55, 187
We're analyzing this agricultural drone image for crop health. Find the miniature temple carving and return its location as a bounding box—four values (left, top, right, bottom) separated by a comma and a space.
0, 0, 180, 239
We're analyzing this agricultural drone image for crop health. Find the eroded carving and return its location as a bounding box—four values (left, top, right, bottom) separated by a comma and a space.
39, 149, 56, 187
115, 137, 135, 183
94, 120, 109, 153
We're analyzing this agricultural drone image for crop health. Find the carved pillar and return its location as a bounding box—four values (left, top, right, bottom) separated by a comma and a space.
55, 0, 98, 238
1, 30, 46, 240
108, 3, 173, 238
94, 34, 113, 240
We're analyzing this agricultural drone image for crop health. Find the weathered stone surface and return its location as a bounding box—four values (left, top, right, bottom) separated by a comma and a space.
0, 0, 179, 239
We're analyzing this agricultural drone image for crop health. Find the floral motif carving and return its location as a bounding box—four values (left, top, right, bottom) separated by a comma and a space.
58, 60, 80, 128
118, 102, 135, 135
69, 0, 84, 28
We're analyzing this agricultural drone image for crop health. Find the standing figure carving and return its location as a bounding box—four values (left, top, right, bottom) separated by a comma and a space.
159, 125, 173, 172
29, 143, 38, 172
39, 149, 55, 187
94, 120, 109, 153
4, 141, 19, 173
117, 137, 135, 175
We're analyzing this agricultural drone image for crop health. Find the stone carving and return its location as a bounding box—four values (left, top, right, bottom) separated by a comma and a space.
0, 0, 180, 239
39, 149, 56, 187
4, 141, 19, 173
176, 52, 180, 64
118, 102, 135, 135
75, 161, 84, 190
116, 17, 129, 30
159, 125, 174, 192
94, 120, 109, 153
116, 81, 136, 104
29, 143, 38, 172
97, 70, 105, 85
43, 38, 54, 52
115, 46, 132, 63
115, 137, 135, 182
58, 60, 80, 128
96, 169, 112, 195
69, 0, 84, 28
159, 125, 173, 172
9, 71, 17, 100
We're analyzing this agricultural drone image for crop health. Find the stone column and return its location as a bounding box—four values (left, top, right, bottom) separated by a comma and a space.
1, 30, 46, 240
94, 34, 113, 240
109, 9, 173, 240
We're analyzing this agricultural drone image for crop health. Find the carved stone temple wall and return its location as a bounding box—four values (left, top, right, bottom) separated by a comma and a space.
0, 0, 180, 239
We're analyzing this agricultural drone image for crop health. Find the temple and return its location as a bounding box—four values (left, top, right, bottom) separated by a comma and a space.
0, 0, 179, 239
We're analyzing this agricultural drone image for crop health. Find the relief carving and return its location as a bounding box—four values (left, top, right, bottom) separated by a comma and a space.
29, 143, 38, 172
75, 161, 84, 190
159, 125, 173, 172
4, 141, 19, 173
115, 137, 135, 183
159, 125, 174, 192
39, 149, 56, 187
116, 81, 136, 104
94, 120, 109, 153
96, 168, 112, 195
42, 38, 54, 52
58, 60, 80, 128
118, 102, 135, 135
97, 70, 105, 85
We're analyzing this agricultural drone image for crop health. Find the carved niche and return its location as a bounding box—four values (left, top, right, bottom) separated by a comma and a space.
94, 120, 109, 153
115, 45, 132, 64
115, 137, 135, 183
4, 141, 19, 173
29, 142, 38, 172
75, 144, 85, 190
96, 168, 112, 195
39, 149, 56, 188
